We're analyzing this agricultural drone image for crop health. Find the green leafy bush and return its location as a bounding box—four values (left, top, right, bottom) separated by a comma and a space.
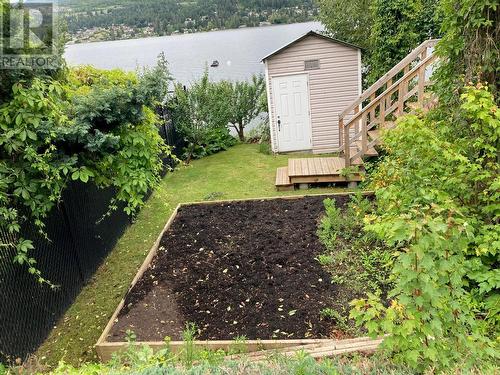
168, 72, 236, 161
0, 61, 174, 281
350, 85, 499, 371
246, 118, 272, 154
169, 72, 267, 161
347, 0, 499, 369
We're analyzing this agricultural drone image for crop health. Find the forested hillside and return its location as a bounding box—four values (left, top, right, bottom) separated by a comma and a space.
60, 0, 317, 43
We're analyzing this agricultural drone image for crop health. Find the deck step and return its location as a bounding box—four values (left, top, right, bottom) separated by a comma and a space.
368, 129, 380, 140
288, 157, 345, 177
275, 167, 294, 191
351, 156, 364, 166
381, 121, 396, 130
354, 141, 378, 156
285, 157, 364, 184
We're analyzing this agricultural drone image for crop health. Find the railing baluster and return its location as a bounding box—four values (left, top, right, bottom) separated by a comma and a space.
398, 81, 405, 115
369, 93, 376, 128
379, 93, 386, 128
361, 112, 367, 155
418, 64, 425, 106
344, 121, 350, 167
353, 106, 360, 134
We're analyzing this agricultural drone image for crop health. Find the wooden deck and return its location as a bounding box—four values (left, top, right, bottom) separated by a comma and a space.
275, 157, 364, 190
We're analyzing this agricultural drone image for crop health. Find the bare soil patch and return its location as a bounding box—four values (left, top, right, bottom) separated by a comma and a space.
108, 195, 352, 342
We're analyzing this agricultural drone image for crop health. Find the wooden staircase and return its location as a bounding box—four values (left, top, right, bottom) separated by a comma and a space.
275, 39, 439, 191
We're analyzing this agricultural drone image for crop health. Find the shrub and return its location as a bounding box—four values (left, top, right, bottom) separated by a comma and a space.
168, 72, 236, 162
0, 60, 174, 281
346, 0, 499, 371
350, 85, 499, 371
246, 118, 272, 154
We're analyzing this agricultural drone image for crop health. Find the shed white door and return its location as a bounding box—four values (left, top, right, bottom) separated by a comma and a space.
272, 74, 312, 152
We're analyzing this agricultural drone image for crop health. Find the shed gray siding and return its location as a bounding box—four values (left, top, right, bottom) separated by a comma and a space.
265, 35, 361, 154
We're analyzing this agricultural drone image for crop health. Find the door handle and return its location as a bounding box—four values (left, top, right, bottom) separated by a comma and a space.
277, 116, 281, 131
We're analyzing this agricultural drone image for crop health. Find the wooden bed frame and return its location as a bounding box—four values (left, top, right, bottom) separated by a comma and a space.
96, 192, 379, 361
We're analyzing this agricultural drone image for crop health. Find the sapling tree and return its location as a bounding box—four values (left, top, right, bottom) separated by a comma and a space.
227, 75, 267, 141
169, 71, 236, 161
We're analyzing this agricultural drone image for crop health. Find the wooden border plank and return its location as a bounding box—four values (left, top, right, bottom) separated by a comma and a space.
97, 339, 335, 362
96, 204, 181, 358
179, 191, 373, 207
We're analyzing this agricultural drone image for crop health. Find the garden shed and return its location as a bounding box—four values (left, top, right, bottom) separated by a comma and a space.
262, 31, 362, 154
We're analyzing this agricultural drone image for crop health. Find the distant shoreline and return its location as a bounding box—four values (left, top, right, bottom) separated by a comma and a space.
65, 21, 320, 46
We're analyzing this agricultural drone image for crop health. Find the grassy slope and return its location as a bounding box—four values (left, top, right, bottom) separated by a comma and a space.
36, 144, 351, 367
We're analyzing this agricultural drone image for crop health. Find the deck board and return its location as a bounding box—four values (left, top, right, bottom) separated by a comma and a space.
277, 157, 364, 189
275, 167, 294, 191
288, 157, 347, 177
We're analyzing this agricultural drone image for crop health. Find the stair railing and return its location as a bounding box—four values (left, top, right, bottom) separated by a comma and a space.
339, 39, 439, 167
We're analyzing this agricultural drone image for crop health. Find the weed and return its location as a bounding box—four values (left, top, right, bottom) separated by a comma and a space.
203, 191, 225, 201
231, 335, 248, 355
258, 141, 272, 155
315, 254, 334, 266
320, 308, 351, 333
181, 322, 198, 368
316, 193, 394, 333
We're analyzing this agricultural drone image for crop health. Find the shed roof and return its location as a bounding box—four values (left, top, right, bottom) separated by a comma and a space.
261, 31, 362, 62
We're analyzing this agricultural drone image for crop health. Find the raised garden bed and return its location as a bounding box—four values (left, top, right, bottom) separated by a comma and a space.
96, 193, 379, 360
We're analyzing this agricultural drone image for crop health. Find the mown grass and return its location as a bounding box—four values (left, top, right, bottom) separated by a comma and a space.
36, 144, 352, 368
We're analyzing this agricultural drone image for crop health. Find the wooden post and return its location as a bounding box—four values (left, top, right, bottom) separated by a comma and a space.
361, 112, 367, 155
353, 106, 360, 134
397, 81, 406, 115
369, 93, 376, 127
418, 64, 425, 106
379, 93, 386, 128
344, 121, 351, 168
420, 47, 427, 61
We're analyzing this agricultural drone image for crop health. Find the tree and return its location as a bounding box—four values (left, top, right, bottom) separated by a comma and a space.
367, 0, 440, 83
316, 0, 373, 50
227, 75, 267, 141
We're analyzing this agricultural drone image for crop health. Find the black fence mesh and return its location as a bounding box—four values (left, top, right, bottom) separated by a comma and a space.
0, 120, 182, 363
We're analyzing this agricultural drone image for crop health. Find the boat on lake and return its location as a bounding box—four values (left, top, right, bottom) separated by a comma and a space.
210, 60, 219, 67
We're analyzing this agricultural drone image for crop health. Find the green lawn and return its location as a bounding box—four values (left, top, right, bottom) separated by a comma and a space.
36, 144, 352, 367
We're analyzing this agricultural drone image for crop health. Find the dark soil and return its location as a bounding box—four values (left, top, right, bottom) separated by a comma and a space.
109, 195, 352, 342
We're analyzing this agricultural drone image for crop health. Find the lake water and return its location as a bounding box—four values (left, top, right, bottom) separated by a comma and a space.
64, 22, 323, 83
